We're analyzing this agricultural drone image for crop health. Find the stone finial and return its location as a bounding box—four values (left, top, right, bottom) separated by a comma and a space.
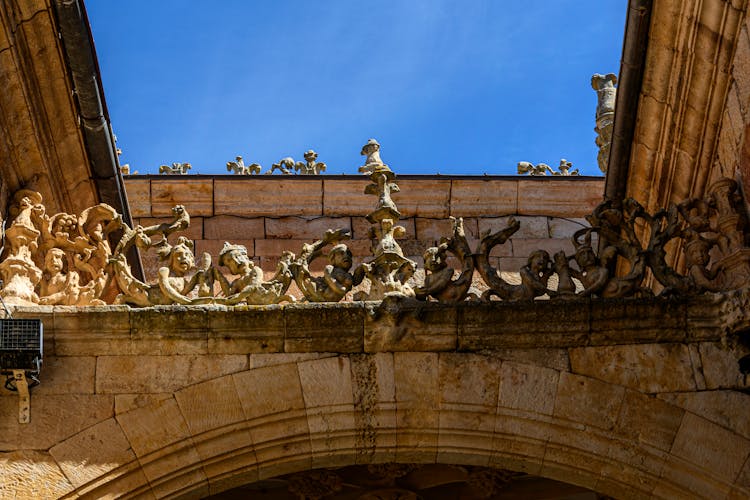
359, 138, 387, 174
265, 157, 295, 175
159, 162, 192, 175
517, 161, 553, 175
592, 73, 617, 173
226, 156, 261, 175
554, 159, 579, 176
297, 150, 327, 175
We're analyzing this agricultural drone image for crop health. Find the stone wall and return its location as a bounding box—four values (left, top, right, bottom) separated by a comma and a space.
123, 175, 604, 289
3, 291, 750, 498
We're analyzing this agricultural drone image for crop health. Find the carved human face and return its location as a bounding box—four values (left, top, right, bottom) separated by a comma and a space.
576, 247, 596, 268
170, 245, 194, 275
224, 249, 252, 275
45, 250, 64, 274
330, 247, 352, 270
529, 251, 549, 274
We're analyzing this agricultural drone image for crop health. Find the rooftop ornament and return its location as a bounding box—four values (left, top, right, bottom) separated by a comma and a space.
517, 159, 579, 176
265, 149, 327, 175
0, 142, 748, 307
159, 162, 192, 175
226, 156, 261, 175
592, 73, 617, 173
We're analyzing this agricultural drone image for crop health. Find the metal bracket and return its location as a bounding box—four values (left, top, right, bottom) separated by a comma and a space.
12, 370, 29, 424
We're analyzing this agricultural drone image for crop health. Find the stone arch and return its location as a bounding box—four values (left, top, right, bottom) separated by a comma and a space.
49, 353, 749, 499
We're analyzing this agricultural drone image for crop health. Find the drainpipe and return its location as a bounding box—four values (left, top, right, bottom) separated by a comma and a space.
604, 0, 653, 204
52, 0, 144, 280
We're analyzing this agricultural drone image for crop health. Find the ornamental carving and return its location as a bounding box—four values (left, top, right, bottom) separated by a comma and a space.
592, 72, 617, 173
0, 141, 748, 307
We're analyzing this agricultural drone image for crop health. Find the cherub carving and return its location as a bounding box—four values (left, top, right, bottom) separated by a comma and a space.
415, 217, 474, 303
37, 248, 80, 305
216, 242, 294, 304
359, 138, 385, 174
296, 150, 327, 175
292, 229, 355, 302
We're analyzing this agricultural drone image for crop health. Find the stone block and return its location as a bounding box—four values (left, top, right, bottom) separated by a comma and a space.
415, 217, 480, 246
233, 363, 305, 421
394, 352, 439, 462
350, 353, 397, 463
96, 355, 247, 394
130, 306, 208, 355
491, 347, 569, 371
124, 179, 151, 217
151, 178, 213, 217
203, 215, 265, 240
254, 238, 310, 257
323, 179, 371, 216
115, 394, 172, 415
671, 412, 750, 483
33, 355, 95, 395
658, 390, 750, 440
615, 390, 684, 452
0, 394, 113, 450
352, 216, 415, 240
50, 418, 136, 488
553, 373, 624, 431
457, 301, 589, 350
284, 303, 364, 352
0, 450, 74, 499
265, 216, 351, 240
390, 179, 451, 218
590, 298, 687, 344
207, 306, 284, 354
215, 178, 322, 216
450, 179, 517, 217
53, 306, 132, 355
698, 342, 750, 389
175, 376, 246, 437
478, 216, 549, 239
569, 344, 696, 393
365, 301, 457, 352
498, 362, 559, 415
511, 238, 574, 258
517, 179, 603, 216
548, 217, 589, 238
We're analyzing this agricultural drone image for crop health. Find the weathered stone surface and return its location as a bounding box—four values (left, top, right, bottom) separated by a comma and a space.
517, 179, 602, 216
53, 306, 132, 355
151, 178, 213, 216
450, 179, 517, 217
658, 390, 750, 440
615, 389, 684, 452
137, 216, 204, 240
130, 307, 209, 354
265, 216, 352, 239
498, 362, 559, 415
478, 216, 549, 239
0, 394, 113, 449
365, 300, 457, 352
323, 179, 371, 216
458, 301, 589, 350
698, 342, 750, 389
547, 217, 589, 238
215, 178, 322, 216
207, 306, 284, 354
491, 348, 570, 371
350, 353, 397, 463
569, 344, 697, 393
285, 303, 364, 352
590, 298, 687, 344
32, 355, 95, 395
391, 179, 451, 218
203, 215, 265, 240
50, 418, 137, 488
670, 412, 750, 483
553, 373, 624, 431
0, 450, 74, 499
394, 352, 439, 462
123, 179, 151, 217
96, 355, 247, 394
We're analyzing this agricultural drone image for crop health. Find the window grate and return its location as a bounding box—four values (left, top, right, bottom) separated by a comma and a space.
0, 319, 43, 372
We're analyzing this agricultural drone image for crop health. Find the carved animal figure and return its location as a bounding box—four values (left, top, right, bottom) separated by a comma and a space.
226, 156, 261, 175
517, 161, 553, 176
159, 163, 192, 175
265, 157, 295, 175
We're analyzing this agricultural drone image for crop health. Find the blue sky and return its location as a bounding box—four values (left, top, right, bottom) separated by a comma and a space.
86, 1, 625, 176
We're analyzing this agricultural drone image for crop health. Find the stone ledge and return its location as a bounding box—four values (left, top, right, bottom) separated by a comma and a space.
9, 291, 744, 357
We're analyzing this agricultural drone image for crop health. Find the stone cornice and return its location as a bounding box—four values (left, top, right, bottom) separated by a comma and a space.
18, 290, 747, 357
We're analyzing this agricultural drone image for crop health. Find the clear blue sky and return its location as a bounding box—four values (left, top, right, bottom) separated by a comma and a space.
86, 1, 625, 176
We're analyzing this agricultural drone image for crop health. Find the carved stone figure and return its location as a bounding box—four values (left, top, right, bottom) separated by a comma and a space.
119, 164, 138, 175
296, 150, 327, 175
159, 162, 192, 175
0, 191, 45, 304
476, 217, 554, 301
291, 229, 355, 302
216, 242, 294, 304
592, 73, 617, 173
553, 159, 579, 176
226, 156, 261, 175
265, 157, 295, 175
415, 217, 474, 303
359, 138, 386, 174
517, 161, 553, 176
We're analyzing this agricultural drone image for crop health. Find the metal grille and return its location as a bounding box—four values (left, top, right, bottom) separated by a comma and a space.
0, 319, 43, 371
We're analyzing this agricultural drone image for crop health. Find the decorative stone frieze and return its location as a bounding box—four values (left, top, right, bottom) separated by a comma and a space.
1, 141, 748, 307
